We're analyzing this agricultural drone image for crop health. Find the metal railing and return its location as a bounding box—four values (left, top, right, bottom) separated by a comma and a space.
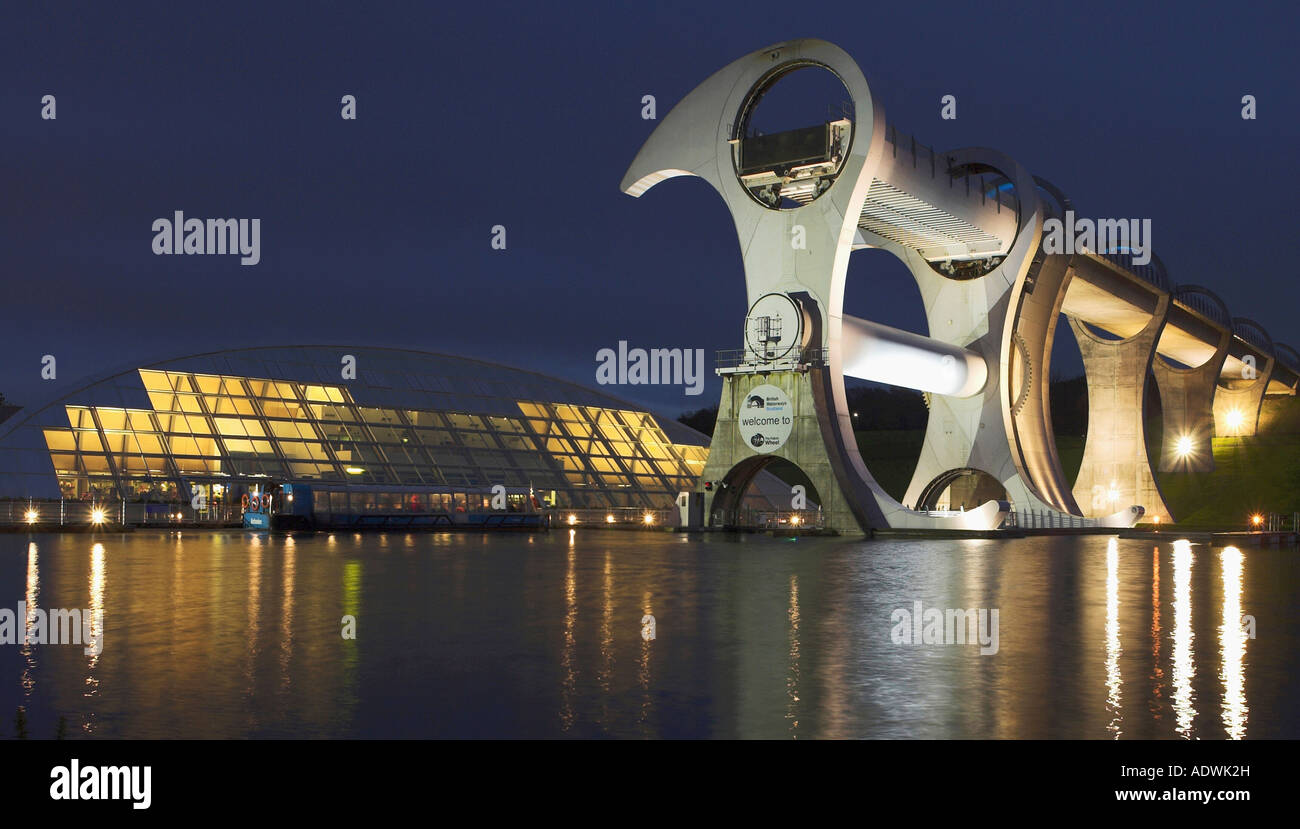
0, 498, 240, 528
709, 508, 825, 530
715, 346, 828, 370
1174, 284, 1232, 329
1232, 317, 1274, 355
1096, 248, 1171, 292
1251, 512, 1300, 533
1275, 344, 1300, 374
551, 506, 676, 528
754, 510, 824, 530
1003, 509, 1097, 529
884, 125, 1019, 211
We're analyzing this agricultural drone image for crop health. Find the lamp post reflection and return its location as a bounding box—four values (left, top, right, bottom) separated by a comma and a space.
1104, 538, 1121, 738
1219, 546, 1248, 739
1148, 547, 1164, 721
83, 542, 106, 733
599, 552, 614, 725
639, 590, 653, 733
21, 542, 39, 696
245, 540, 262, 699
279, 538, 295, 693
560, 543, 576, 732
1171, 540, 1196, 738
787, 574, 801, 738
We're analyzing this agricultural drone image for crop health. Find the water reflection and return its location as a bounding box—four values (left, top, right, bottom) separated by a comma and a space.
1104, 538, 1121, 738
599, 553, 613, 696
21, 542, 38, 695
0, 531, 1286, 739
1148, 546, 1164, 721
279, 539, 295, 692
246, 540, 262, 696
1171, 539, 1196, 738
787, 574, 801, 738
560, 543, 576, 731
341, 559, 362, 714
1219, 546, 1248, 739
83, 542, 105, 733
87, 542, 105, 668
639, 590, 652, 733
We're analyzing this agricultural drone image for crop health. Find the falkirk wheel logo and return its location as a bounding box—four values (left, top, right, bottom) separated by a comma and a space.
738, 384, 793, 454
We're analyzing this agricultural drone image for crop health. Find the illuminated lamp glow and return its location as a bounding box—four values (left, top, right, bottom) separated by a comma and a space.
1226, 409, 1244, 431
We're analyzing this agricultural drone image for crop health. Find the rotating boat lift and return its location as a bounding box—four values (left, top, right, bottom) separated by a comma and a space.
622, 39, 1295, 534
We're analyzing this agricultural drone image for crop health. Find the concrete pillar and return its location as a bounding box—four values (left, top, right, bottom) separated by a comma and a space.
1152, 330, 1229, 472
700, 368, 866, 534
1069, 294, 1173, 522
1212, 355, 1275, 438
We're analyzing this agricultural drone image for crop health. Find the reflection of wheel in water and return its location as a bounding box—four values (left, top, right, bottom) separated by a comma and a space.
1009, 332, 1033, 416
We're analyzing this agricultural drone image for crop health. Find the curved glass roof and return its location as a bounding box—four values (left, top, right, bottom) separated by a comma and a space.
0, 346, 712, 510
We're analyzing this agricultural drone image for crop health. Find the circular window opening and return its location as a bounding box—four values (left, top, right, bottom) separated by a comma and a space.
733, 63, 854, 211
924, 162, 1021, 281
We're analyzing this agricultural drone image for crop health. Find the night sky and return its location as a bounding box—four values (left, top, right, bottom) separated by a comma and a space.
2, 1, 1296, 418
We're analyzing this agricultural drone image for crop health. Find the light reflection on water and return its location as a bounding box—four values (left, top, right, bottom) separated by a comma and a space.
787, 573, 801, 738
1172, 539, 1196, 737
1105, 538, 1121, 738
1148, 546, 1164, 722
82, 542, 105, 734
21, 542, 38, 697
0, 530, 1294, 739
1220, 546, 1248, 739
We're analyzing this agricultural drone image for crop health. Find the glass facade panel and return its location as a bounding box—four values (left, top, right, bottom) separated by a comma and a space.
0, 347, 717, 509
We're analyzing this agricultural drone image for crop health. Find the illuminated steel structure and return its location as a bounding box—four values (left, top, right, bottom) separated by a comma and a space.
0, 346, 713, 513
623, 39, 1297, 533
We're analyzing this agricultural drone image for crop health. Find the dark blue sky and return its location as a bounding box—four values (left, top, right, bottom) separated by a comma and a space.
2, 1, 1296, 416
